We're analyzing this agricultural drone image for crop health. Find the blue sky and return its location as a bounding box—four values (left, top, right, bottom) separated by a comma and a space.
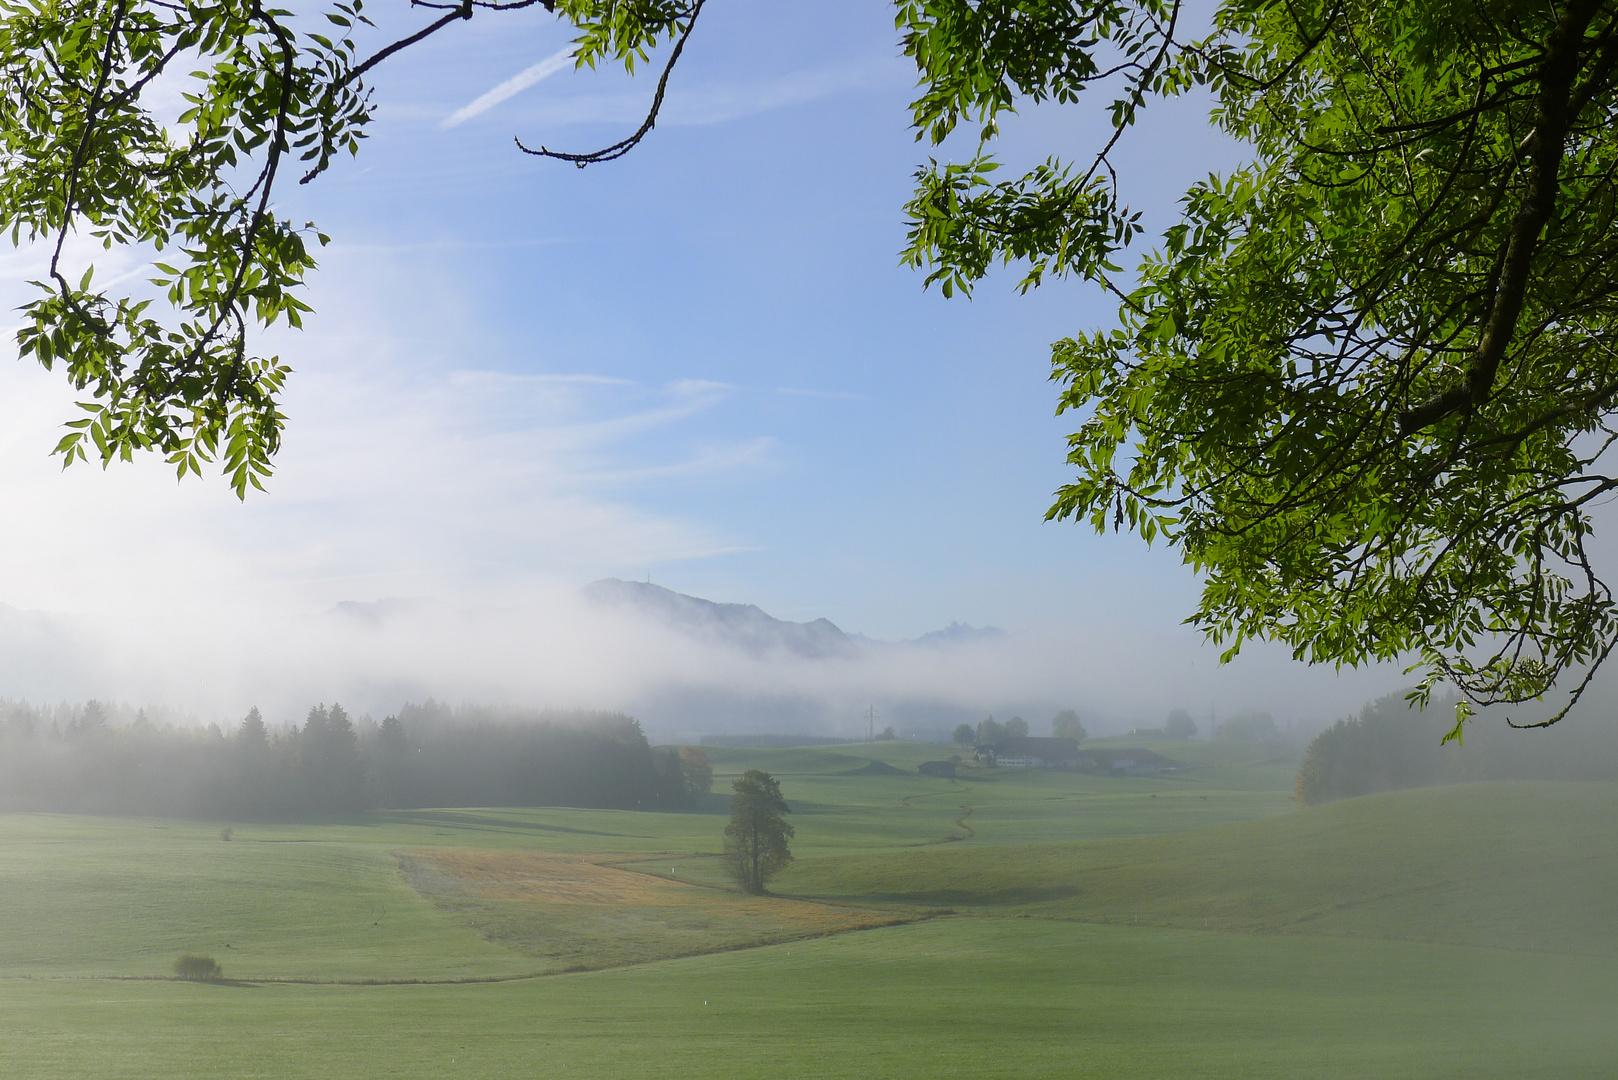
0, 0, 1408, 727
273, 0, 1199, 635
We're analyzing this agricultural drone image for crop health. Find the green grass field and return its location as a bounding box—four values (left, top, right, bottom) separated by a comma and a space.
1, 739, 1614, 1077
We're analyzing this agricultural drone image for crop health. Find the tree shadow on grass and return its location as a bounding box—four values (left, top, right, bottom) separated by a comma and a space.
788, 885, 1083, 908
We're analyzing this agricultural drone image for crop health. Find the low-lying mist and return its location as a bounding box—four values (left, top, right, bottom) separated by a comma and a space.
0, 578, 1411, 740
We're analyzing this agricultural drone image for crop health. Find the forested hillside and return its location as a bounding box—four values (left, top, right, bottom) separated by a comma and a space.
1296, 694, 1618, 804
0, 699, 709, 818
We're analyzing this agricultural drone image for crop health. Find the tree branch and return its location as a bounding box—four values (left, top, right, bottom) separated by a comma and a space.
515, 0, 704, 166
348, 4, 478, 85
1399, 0, 1609, 436
49, 0, 130, 336
184, 6, 299, 384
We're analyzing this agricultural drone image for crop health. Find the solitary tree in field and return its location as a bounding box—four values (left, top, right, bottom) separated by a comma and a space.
721, 769, 793, 895
172, 954, 222, 981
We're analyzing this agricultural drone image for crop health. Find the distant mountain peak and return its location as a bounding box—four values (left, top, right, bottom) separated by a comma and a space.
906, 621, 1005, 647
582, 579, 856, 658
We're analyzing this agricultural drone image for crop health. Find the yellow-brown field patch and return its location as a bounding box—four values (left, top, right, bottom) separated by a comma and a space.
396, 848, 914, 971
415, 850, 686, 905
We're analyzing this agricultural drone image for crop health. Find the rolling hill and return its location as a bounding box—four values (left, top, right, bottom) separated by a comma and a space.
777, 780, 1618, 956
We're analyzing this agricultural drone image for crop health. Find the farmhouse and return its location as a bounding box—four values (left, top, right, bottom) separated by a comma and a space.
976, 736, 1081, 768
918, 760, 957, 778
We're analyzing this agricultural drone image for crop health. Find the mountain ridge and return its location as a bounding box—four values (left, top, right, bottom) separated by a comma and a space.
581, 578, 1002, 658
582, 578, 857, 658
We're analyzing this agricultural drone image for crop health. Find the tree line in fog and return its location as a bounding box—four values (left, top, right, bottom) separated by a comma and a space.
0, 699, 713, 818
1296, 693, 1618, 805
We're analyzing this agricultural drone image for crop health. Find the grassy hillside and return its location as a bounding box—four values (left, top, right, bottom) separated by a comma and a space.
0, 816, 522, 979
0, 747, 1612, 1077
777, 781, 1618, 955
703, 739, 1302, 851
0, 811, 909, 980
1, 919, 1614, 1080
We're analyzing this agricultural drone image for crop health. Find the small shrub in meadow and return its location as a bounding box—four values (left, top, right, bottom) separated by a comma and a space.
173, 954, 222, 981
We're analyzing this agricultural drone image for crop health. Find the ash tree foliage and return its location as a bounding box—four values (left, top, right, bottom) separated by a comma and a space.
898, 0, 1618, 734
0, 0, 704, 495
721, 768, 792, 895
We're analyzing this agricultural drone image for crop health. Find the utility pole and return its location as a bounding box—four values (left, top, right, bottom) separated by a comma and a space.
865, 704, 879, 744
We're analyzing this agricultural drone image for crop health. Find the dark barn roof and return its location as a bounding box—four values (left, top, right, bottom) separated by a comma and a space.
1075, 746, 1181, 774
991, 736, 1082, 759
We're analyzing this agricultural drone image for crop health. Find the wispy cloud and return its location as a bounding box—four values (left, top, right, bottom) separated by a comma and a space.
325, 238, 571, 255
582, 437, 775, 485
666, 58, 903, 126
0, 234, 762, 623
511, 55, 905, 130
441, 45, 576, 129
446, 371, 637, 389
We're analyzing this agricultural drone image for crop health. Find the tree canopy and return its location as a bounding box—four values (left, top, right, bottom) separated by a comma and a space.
0, 0, 701, 495
721, 768, 792, 894
900, 0, 1618, 731
1051, 708, 1086, 741
0, 698, 703, 816
976, 715, 1005, 745
1163, 708, 1196, 740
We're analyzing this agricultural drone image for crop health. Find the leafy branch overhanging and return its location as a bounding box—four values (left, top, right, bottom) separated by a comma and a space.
896, 0, 1618, 730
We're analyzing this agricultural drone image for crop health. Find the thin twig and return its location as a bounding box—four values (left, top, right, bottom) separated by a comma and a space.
516, 0, 705, 166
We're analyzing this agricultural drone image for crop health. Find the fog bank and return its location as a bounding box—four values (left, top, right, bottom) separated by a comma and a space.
0, 580, 1408, 740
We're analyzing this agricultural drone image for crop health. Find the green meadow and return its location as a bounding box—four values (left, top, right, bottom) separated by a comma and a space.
1, 738, 1614, 1078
